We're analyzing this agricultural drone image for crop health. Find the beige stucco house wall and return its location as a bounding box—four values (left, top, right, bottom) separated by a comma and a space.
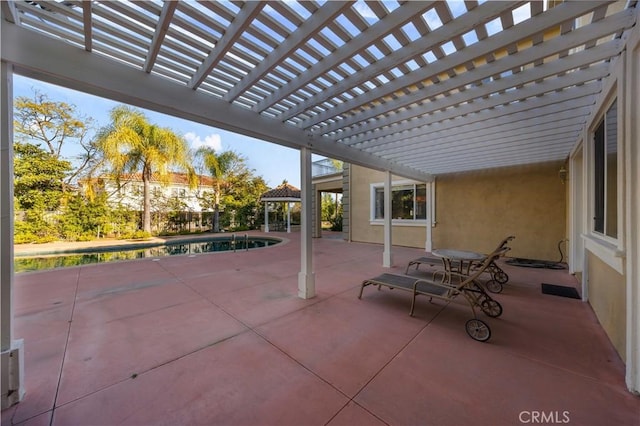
587, 253, 626, 361
348, 162, 566, 261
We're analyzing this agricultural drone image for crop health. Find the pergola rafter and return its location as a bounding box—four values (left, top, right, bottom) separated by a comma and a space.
0, 0, 635, 178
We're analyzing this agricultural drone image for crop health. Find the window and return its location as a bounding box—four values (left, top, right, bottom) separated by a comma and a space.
593, 99, 617, 238
171, 188, 186, 198
372, 183, 427, 221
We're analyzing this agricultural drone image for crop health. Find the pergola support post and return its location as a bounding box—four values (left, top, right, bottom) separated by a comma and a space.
425, 181, 433, 252
1, 61, 25, 409
286, 202, 291, 233
264, 202, 269, 232
298, 147, 315, 299
383, 171, 393, 267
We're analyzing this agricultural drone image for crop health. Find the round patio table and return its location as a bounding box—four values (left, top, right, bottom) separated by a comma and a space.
432, 249, 485, 283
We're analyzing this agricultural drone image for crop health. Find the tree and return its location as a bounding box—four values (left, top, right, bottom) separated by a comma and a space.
13, 142, 71, 211
222, 174, 268, 231
96, 105, 196, 233
14, 90, 98, 188
58, 192, 111, 241
195, 148, 244, 232
13, 142, 73, 243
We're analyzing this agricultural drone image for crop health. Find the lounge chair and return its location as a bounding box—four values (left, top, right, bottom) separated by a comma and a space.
405, 255, 444, 274
358, 253, 503, 342
470, 235, 515, 293
405, 236, 515, 293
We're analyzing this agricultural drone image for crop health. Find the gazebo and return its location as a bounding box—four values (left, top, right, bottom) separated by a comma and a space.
260, 183, 301, 233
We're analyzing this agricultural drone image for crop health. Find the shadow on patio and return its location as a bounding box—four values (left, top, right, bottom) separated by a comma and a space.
2, 233, 639, 425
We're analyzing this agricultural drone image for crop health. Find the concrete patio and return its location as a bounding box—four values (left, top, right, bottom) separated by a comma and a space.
2, 232, 639, 425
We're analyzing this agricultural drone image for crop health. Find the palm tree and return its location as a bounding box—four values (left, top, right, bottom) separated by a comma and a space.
196, 147, 242, 232
96, 106, 195, 233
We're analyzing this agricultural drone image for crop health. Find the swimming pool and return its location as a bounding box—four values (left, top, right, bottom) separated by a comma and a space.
14, 235, 283, 273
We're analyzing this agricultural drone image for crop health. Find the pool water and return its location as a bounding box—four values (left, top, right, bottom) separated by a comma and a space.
14, 236, 281, 273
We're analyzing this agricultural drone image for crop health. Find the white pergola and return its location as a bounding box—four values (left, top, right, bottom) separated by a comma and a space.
1, 0, 639, 406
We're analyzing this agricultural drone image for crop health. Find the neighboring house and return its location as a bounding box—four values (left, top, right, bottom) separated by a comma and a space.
97, 172, 216, 231
100, 172, 212, 212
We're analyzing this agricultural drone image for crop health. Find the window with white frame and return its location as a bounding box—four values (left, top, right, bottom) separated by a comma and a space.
593, 99, 618, 239
372, 183, 427, 221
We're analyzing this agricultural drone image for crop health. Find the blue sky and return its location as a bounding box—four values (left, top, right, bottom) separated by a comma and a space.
13, 74, 304, 188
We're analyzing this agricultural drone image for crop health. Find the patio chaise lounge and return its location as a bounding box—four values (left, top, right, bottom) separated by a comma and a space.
469, 235, 515, 293
358, 252, 503, 342
405, 235, 515, 293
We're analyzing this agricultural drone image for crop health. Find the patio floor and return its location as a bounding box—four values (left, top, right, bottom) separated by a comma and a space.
2, 232, 639, 426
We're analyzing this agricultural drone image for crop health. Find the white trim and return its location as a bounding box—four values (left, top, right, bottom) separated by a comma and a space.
370, 220, 428, 227
311, 172, 342, 185
369, 179, 432, 223
582, 234, 625, 275
568, 143, 584, 275
586, 89, 622, 247
260, 197, 301, 203
623, 20, 640, 394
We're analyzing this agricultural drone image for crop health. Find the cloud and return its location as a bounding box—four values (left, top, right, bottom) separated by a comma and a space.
185, 132, 222, 151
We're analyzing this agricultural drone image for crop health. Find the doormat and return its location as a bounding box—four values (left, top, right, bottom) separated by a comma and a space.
541, 283, 580, 299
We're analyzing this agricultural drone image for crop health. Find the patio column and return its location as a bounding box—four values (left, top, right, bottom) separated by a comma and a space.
298, 147, 315, 298
286, 202, 291, 233
1, 61, 25, 409
383, 171, 393, 267
264, 202, 269, 232
425, 181, 433, 252
625, 30, 640, 394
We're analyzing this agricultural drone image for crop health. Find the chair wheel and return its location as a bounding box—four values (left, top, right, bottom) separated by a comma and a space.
495, 271, 509, 284
486, 280, 503, 293
481, 299, 503, 318
466, 319, 491, 342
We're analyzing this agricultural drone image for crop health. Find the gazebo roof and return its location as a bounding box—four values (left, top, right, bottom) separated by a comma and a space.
261, 183, 301, 202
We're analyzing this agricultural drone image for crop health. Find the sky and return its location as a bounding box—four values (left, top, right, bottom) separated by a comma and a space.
13, 74, 305, 188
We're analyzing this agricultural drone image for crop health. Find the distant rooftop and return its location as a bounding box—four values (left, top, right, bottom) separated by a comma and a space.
261, 182, 301, 202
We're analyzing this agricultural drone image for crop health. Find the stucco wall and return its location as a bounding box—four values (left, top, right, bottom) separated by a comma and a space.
349, 167, 428, 248
433, 162, 567, 260
350, 162, 566, 260
587, 252, 626, 361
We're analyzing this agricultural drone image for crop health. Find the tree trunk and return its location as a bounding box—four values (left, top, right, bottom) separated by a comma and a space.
213, 183, 220, 233
142, 165, 152, 233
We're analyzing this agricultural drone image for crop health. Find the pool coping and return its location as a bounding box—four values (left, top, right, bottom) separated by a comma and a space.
13, 232, 287, 257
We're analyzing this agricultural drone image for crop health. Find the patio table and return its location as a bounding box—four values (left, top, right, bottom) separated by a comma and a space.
432, 249, 485, 284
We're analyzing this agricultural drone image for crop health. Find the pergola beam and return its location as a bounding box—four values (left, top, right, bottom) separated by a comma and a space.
188, 2, 265, 90
295, 1, 607, 129
225, 1, 352, 103
278, 0, 520, 122
375, 106, 591, 158
340, 40, 623, 147
1, 22, 431, 183
348, 85, 600, 151
358, 65, 607, 153
82, 0, 92, 52
318, 10, 632, 138
2, 0, 18, 23
252, 0, 436, 113
143, 0, 178, 73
